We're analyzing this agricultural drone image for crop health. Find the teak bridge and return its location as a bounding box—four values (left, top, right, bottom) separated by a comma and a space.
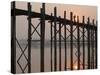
11, 1, 97, 74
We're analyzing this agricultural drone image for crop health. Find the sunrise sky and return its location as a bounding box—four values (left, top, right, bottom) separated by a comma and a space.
15, 1, 97, 40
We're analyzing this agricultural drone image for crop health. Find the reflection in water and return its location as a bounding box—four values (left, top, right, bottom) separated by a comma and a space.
16, 40, 91, 73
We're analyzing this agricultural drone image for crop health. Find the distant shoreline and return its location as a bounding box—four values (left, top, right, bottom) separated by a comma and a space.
31, 40, 89, 42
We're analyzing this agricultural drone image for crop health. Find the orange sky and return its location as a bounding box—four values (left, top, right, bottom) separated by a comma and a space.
16, 1, 97, 21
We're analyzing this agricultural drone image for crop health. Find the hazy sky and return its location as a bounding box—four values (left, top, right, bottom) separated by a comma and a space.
15, 1, 97, 40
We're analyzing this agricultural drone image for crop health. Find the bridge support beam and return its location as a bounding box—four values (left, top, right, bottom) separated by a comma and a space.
64, 11, 67, 70
11, 1, 16, 74
54, 7, 57, 71
82, 16, 85, 69
59, 16, 61, 71
40, 3, 45, 72
77, 16, 80, 70
50, 15, 53, 71
28, 3, 32, 73
95, 21, 97, 69
87, 18, 90, 69
70, 12, 73, 70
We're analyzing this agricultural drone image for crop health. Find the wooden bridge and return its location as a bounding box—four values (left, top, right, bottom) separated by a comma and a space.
11, 1, 97, 74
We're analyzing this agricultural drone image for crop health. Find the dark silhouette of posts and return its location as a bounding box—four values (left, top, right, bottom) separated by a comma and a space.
64, 11, 67, 70
28, 3, 31, 73
91, 19, 94, 69
11, 2, 98, 73
50, 13, 53, 71
92, 20, 95, 69
90, 29, 92, 69
40, 3, 45, 72
54, 7, 57, 71
59, 16, 61, 71
95, 21, 97, 69
77, 16, 80, 70
70, 12, 73, 70
82, 16, 85, 69
87, 17, 90, 69
11, 1, 16, 74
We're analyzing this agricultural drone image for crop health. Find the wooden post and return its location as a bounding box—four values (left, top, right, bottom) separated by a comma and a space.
82, 16, 85, 69
90, 19, 94, 69
77, 16, 80, 70
54, 7, 57, 71
11, 1, 16, 74
70, 12, 73, 70
59, 16, 61, 71
50, 13, 53, 72
28, 3, 31, 73
40, 3, 45, 72
64, 11, 67, 70
95, 21, 97, 69
74, 15, 76, 22
87, 17, 90, 69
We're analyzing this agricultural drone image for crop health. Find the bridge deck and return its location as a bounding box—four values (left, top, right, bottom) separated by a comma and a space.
11, 8, 97, 30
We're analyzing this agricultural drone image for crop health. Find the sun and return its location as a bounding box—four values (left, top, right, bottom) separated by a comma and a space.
74, 65, 78, 70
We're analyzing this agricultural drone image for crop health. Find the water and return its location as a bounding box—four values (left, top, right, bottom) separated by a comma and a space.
16, 40, 94, 73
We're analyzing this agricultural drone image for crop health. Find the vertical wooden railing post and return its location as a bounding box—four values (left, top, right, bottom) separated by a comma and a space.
59, 16, 61, 71
87, 17, 90, 69
64, 11, 67, 70
40, 3, 45, 72
70, 12, 73, 70
50, 13, 53, 72
28, 3, 31, 73
90, 28, 93, 69
92, 20, 94, 69
11, 1, 16, 74
82, 16, 85, 69
95, 21, 97, 69
77, 16, 80, 70
54, 7, 57, 71
91, 20, 94, 69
